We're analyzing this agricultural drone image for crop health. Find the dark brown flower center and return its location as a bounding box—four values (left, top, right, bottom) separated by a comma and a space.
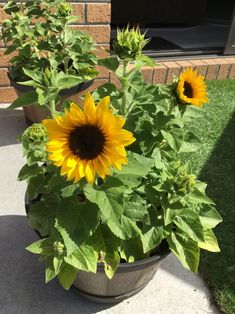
183, 81, 193, 98
69, 125, 105, 160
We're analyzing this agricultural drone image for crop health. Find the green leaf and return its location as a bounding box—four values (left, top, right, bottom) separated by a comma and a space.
107, 215, 140, 240
114, 152, 154, 188
124, 198, 149, 222
186, 188, 214, 205
161, 130, 177, 152
198, 230, 220, 252
89, 226, 120, 279
64, 245, 97, 273
26, 238, 52, 255
120, 237, 146, 262
57, 76, 83, 90
167, 232, 199, 272
199, 204, 223, 229
28, 174, 47, 199
141, 226, 165, 253
8, 91, 38, 109
135, 55, 156, 69
28, 194, 58, 236
84, 177, 125, 222
18, 164, 44, 181
173, 210, 204, 242
45, 256, 57, 283
53, 257, 63, 274
3, 1, 20, 14
58, 263, 78, 290
98, 56, 120, 72
55, 197, 99, 256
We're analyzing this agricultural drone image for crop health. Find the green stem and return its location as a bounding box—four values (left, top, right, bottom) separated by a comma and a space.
49, 98, 59, 118
121, 60, 129, 116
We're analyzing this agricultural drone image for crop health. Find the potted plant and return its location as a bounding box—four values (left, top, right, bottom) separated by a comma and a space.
15, 27, 222, 303
1, 0, 98, 122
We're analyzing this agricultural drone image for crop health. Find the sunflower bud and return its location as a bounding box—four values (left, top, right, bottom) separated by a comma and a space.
21, 123, 47, 144
53, 241, 65, 256
178, 172, 196, 194
58, 2, 72, 17
113, 26, 149, 61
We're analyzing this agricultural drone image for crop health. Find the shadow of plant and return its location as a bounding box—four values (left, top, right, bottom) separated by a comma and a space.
0, 215, 112, 314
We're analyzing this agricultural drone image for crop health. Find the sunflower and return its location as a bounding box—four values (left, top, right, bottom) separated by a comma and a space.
42, 93, 135, 183
176, 68, 208, 106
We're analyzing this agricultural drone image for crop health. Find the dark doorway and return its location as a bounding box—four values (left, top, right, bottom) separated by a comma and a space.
111, 0, 235, 58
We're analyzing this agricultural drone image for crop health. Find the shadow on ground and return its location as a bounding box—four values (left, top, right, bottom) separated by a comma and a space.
0, 215, 115, 314
0, 109, 26, 147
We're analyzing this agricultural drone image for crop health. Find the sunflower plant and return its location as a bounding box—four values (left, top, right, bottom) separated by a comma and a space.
15, 27, 222, 290
2, 0, 98, 111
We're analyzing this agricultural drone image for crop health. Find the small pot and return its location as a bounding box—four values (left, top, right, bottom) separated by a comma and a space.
9, 73, 94, 124
25, 192, 170, 304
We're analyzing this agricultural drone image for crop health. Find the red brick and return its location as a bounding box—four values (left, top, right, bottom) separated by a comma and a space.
0, 69, 10, 86
109, 72, 121, 89
0, 5, 9, 23
72, 3, 85, 23
176, 60, 194, 72
215, 58, 232, 80
153, 64, 168, 84
95, 65, 109, 79
188, 60, 207, 76
141, 66, 153, 83
95, 45, 110, 58
162, 61, 181, 83
0, 87, 18, 103
0, 48, 16, 67
87, 3, 111, 23
202, 59, 220, 80
226, 57, 235, 78
73, 25, 110, 44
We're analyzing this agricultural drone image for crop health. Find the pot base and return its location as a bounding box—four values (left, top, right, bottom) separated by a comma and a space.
72, 281, 149, 304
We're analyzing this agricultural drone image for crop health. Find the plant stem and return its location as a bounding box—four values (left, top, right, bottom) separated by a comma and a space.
49, 98, 59, 118
121, 60, 129, 116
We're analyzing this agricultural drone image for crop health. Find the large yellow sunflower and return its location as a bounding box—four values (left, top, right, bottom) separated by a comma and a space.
42, 93, 135, 183
177, 68, 208, 106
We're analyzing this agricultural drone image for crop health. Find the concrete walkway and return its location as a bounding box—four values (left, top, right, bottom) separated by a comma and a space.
0, 107, 220, 314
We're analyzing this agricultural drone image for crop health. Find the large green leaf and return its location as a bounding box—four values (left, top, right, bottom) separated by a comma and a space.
186, 188, 214, 205
8, 90, 38, 109
173, 210, 204, 242
120, 237, 146, 262
58, 263, 78, 290
55, 197, 99, 256
90, 226, 120, 279
83, 177, 125, 222
107, 215, 140, 240
57, 76, 83, 90
45, 256, 58, 283
198, 230, 220, 252
114, 152, 154, 188
141, 226, 165, 253
18, 164, 44, 181
64, 244, 97, 273
124, 198, 149, 222
98, 56, 120, 72
28, 194, 58, 236
26, 238, 53, 255
199, 204, 223, 229
167, 232, 199, 272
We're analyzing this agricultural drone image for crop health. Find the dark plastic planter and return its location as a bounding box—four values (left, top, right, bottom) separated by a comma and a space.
9, 72, 94, 123
25, 192, 170, 304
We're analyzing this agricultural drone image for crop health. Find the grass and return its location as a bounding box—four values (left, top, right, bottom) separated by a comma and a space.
186, 79, 235, 314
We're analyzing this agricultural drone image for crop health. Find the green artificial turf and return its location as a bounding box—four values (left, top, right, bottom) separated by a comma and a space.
186, 79, 235, 314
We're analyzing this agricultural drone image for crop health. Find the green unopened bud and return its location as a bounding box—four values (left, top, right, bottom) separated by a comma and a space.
53, 241, 65, 256
113, 26, 149, 61
58, 2, 72, 17
21, 123, 47, 144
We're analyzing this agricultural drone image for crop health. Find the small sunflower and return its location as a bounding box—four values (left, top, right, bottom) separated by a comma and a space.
42, 93, 135, 183
177, 68, 208, 106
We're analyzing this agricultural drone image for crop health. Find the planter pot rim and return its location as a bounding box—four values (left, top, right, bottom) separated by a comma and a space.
8, 71, 94, 96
